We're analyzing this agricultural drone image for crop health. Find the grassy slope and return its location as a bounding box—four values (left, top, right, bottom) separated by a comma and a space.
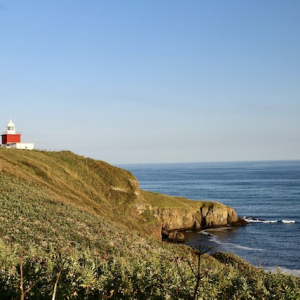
141, 190, 225, 209
0, 148, 299, 299
0, 148, 152, 232
0, 148, 227, 234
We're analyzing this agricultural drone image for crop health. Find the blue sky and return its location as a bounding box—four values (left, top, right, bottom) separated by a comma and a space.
1, 1, 299, 164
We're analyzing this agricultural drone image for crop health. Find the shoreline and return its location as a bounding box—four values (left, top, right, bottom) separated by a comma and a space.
182, 227, 300, 277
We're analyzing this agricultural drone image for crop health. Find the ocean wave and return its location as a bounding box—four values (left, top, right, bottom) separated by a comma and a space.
282, 220, 296, 224
200, 230, 211, 235
244, 216, 296, 224
211, 237, 264, 251
244, 216, 278, 223
201, 231, 263, 251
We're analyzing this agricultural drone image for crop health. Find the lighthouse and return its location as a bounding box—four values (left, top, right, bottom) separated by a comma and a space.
1, 120, 34, 150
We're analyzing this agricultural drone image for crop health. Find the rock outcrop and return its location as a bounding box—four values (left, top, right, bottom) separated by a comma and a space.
131, 181, 245, 241
152, 204, 240, 231
168, 231, 185, 242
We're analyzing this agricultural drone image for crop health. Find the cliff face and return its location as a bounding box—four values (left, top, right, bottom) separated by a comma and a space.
151, 204, 240, 232
138, 190, 244, 241
129, 180, 240, 240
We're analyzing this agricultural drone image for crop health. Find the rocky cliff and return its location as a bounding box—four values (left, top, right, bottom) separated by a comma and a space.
151, 204, 239, 231
140, 190, 246, 241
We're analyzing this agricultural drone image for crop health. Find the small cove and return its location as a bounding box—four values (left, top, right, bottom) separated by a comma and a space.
124, 160, 300, 276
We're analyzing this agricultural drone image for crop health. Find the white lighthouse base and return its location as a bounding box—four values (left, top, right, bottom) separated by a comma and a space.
3, 143, 35, 150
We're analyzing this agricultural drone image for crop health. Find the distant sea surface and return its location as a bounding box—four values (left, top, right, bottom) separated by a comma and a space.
122, 161, 300, 276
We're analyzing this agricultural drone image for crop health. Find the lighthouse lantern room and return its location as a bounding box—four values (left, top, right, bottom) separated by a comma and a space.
1, 120, 34, 150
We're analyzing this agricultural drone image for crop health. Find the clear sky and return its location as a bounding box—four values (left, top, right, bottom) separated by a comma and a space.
1, 1, 299, 164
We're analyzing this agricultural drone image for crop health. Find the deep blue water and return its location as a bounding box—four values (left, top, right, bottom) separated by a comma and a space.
121, 161, 300, 276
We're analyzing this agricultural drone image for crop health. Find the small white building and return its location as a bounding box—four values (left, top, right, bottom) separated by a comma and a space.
1, 120, 34, 150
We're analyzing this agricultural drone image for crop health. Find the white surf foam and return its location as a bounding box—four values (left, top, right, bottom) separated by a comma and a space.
243, 216, 278, 223
200, 230, 210, 235
244, 216, 297, 224
201, 231, 263, 251
264, 266, 300, 277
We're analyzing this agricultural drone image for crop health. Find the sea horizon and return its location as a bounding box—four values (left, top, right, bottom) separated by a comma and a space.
118, 158, 300, 167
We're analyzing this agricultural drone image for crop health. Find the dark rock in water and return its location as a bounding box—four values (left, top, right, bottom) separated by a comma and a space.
168, 231, 185, 242
231, 217, 249, 226
162, 230, 169, 237
175, 232, 185, 242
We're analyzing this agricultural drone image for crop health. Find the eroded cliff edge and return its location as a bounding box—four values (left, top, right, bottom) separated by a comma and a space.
140, 190, 246, 241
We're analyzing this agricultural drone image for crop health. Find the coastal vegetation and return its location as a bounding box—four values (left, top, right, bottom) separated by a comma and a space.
140, 190, 223, 209
0, 148, 300, 299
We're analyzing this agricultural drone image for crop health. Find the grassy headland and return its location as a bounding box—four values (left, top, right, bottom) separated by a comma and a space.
0, 148, 299, 299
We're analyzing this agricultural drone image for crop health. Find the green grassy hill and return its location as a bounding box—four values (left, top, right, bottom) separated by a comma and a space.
0, 148, 299, 299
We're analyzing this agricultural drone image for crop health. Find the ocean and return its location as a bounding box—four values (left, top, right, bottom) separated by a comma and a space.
122, 160, 300, 276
